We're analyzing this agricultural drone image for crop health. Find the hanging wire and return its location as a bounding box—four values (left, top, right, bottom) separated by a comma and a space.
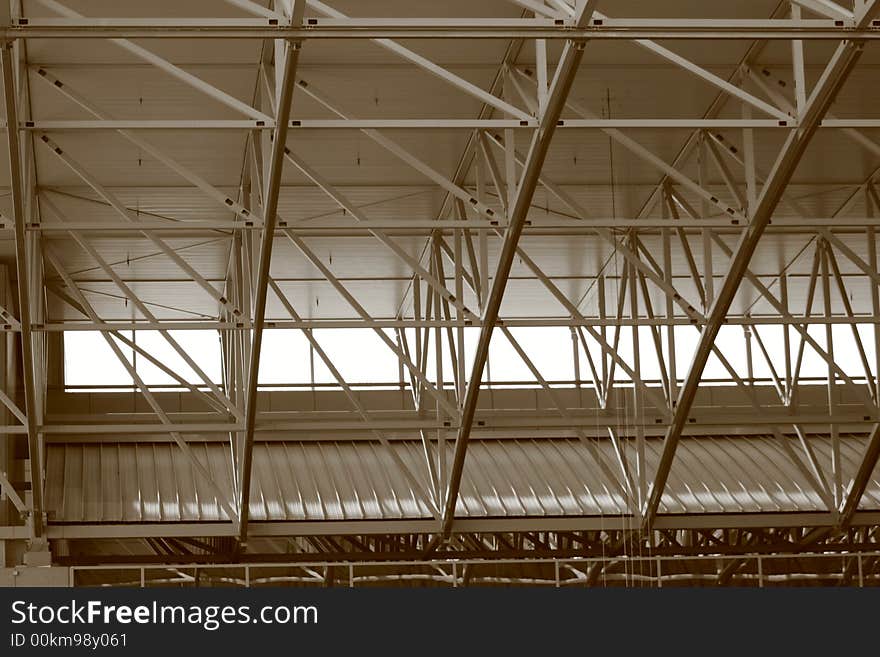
589, 317, 606, 588
605, 86, 632, 587
593, 301, 607, 588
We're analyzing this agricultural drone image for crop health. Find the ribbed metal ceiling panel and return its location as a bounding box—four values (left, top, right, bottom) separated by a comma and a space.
44, 434, 880, 523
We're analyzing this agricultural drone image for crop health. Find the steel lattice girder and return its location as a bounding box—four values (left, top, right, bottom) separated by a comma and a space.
1, 0, 880, 566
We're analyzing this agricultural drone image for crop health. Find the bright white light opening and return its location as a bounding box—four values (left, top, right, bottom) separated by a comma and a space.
63, 324, 877, 390
64, 330, 222, 388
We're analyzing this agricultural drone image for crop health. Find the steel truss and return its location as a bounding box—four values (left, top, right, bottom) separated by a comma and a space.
63, 525, 880, 587
1, 0, 880, 583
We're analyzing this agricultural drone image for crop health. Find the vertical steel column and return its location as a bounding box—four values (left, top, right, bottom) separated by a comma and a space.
871, 226, 880, 402
1, 44, 43, 538
820, 241, 842, 508
238, 30, 302, 545
441, 22, 590, 536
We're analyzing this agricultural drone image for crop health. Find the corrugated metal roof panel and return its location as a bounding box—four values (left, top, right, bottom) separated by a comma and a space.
44, 435, 880, 523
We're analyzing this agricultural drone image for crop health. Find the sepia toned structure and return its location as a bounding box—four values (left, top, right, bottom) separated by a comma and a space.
1, 0, 880, 586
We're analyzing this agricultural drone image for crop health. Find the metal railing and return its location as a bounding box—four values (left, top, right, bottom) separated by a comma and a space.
68, 550, 880, 588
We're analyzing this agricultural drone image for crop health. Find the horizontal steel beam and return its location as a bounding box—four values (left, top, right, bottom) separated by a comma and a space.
15, 217, 880, 232
34, 412, 880, 438
19, 314, 880, 333
3, 17, 880, 39
11, 119, 880, 130
9, 510, 880, 540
